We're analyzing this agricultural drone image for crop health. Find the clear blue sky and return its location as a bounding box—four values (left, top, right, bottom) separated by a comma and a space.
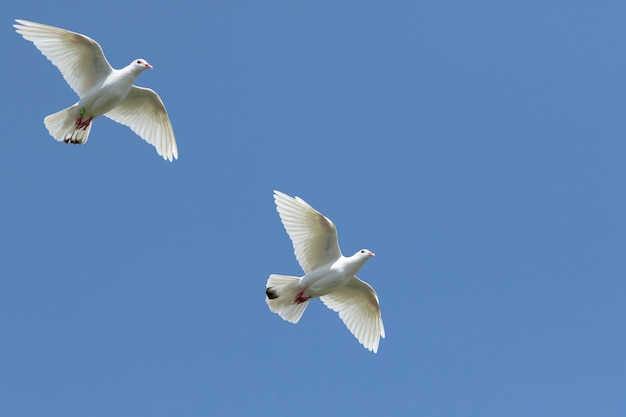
1, 1, 625, 416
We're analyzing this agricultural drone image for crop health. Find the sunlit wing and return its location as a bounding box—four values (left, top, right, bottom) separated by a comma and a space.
14, 19, 112, 96
321, 276, 385, 353
274, 191, 342, 273
104, 86, 178, 161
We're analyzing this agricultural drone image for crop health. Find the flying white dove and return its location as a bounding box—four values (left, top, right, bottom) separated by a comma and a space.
266, 190, 385, 353
14, 19, 178, 161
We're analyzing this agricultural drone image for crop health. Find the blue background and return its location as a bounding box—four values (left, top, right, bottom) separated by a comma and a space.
1, 1, 625, 416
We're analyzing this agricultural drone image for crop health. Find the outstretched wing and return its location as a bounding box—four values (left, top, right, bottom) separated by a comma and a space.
274, 191, 342, 274
321, 276, 385, 353
14, 19, 112, 96
104, 86, 178, 161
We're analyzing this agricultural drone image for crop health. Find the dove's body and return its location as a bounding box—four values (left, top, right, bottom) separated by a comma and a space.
266, 191, 385, 353
46, 63, 147, 144
297, 253, 371, 300
77, 67, 141, 118
14, 19, 178, 161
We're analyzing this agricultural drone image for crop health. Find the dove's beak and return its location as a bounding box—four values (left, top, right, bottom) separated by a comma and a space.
369, 251, 375, 257
145, 63, 153, 69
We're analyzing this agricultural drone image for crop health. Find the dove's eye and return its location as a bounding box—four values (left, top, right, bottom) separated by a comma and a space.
136, 60, 141, 64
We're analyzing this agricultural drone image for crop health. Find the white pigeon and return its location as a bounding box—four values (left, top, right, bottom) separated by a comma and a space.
14, 19, 178, 161
266, 190, 385, 353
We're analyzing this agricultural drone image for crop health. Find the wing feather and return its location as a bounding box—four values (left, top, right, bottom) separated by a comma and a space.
321, 276, 385, 353
14, 19, 112, 96
274, 191, 342, 274
104, 86, 178, 161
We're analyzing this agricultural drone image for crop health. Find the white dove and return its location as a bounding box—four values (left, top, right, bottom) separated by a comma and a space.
266, 190, 385, 353
14, 19, 178, 161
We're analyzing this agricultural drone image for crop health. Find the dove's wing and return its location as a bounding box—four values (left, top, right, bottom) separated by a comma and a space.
321, 276, 385, 353
14, 19, 112, 97
104, 86, 178, 161
274, 191, 342, 274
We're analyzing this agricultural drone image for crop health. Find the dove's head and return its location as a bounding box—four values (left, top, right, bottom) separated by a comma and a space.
131, 59, 153, 71
346, 249, 375, 273
357, 249, 375, 260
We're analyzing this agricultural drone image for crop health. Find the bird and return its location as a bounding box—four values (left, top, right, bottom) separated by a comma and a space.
266, 190, 385, 353
14, 19, 178, 161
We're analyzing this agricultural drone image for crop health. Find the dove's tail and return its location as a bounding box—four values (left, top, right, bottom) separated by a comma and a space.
265, 274, 309, 324
44, 105, 92, 145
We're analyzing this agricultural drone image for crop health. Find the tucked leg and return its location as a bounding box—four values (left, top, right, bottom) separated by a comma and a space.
75, 115, 92, 130
295, 287, 310, 304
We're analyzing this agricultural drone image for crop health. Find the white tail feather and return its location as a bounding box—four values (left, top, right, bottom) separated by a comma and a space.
44, 105, 92, 144
265, 274, 309, 323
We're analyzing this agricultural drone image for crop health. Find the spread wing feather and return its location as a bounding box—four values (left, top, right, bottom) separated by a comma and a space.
104, 86, 178, 161
14, 19, 112, 96
274, 191, 342, 274
321, 276, 385, 353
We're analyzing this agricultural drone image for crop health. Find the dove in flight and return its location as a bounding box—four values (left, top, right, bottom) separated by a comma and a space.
266, 190, 385, 353
14, 19, 178, 161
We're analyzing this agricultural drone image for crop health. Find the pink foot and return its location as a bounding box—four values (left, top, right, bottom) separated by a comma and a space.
295, 288, 310, 304
75, 115, 92, 130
